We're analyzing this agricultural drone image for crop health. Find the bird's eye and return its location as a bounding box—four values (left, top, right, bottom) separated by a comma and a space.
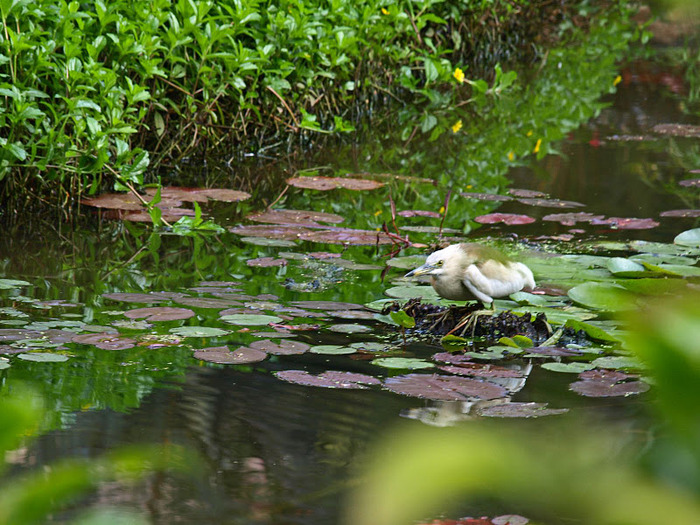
436, 260, 443, 267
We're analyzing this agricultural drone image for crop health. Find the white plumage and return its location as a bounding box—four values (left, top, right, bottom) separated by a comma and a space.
405, 243, 535, 304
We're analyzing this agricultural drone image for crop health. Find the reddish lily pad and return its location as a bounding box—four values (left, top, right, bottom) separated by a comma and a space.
124, 307, 195, 321
652, 123, 700, 137
384, 374, 507, 401
525, 346, 583, 357
0, 329, 43, 341
72, 332, 136, 350
249, 339, 310, 355
438, 363, 524, 378
286, 176, 385, 191
246, 257, 288, 267
397, 210, 442, 218
590, 217, 660, 230
479, 402, 569, 418
329, 309, 375, 320
570, 368, 650, 398
117, 208, 196, 223
145, 187, 251, 203
275, 370, 380, 389
679, 178, 700, 187
82, 193, 182, 211
660, 209, 700, 218
102, 292, 186, 303
542, 212, 605, 226
298, 228, 395, 245
175, 297, 242, 309
194, 346, 266, 364
248, 209, 344, 226
460, 192, 513, 202
474, 213, 536, 225
229, 224, 311, 240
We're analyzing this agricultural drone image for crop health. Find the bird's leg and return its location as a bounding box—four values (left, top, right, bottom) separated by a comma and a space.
425, 307, 454, 332
448, 302, 496, 338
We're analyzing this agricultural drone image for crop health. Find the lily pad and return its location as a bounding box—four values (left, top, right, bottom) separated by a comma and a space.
292, 301, 364, 311
570, 376, 650, 397
169, 326, 231, 337
620, 278, 689, 295
386, 255, 428, 270
542, 212, 605, 226
124, 307, 195, 322
240, 237, 298, 248
249, 339, 310, 355
349, 341, 390, 352
384, 373, 507, 401
249, 209, 344, 225
72, 332, 136, 350
541, 362, 595, 374
517, 198, 584, 208
175, 297, 242, 309
298, 228, 394, 245
309, 345, 356, 355
286, 176, 385, 191
275, 370, 381, 389
385, 285, 441, 301
0, 279, 32, 290
220, 314, 283, 326
397, 209, 442, 218
102, 292, 186, 303
660, 209, 700, 218
460, 192, 513, 202
16, 352, 69, 362
564, 319, 619, 343
606, 257, 647, 277
590, 217, 660, 230
372, 357, 434, 370
194, 346, 267, 364
474, 213, 536, 225
568, 282, 635, 311
246, 257, 288, 267
329, 324, 371, 334
0, 357, 9, 369
479, 402, 569, 418
590, 355, 645, 370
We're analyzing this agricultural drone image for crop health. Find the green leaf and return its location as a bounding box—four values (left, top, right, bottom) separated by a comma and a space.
309, 345, 356, 355
674, 228, 700, 247
0, 279, 31, 290
390, 310, 415, 329
168, 326, 230, 337
564, 319, 620, 343
372, 357, 434, 370
568, 282, 635, 311
541, 362, 595, 373
16, 353, 69, 363
606, 257, 647, 277
220, 314, 283, 326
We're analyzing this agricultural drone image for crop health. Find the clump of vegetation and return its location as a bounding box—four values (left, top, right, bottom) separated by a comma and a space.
0, 0, 615, 214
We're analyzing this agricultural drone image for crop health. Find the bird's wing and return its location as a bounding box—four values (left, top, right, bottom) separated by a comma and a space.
464, 260, 533, 301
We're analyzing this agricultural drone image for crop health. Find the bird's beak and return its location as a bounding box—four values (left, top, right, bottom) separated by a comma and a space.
405, 264, 435, 278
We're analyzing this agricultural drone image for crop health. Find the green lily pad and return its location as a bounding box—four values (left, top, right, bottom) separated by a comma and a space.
220, 314, 283, 326
0, 279, 32, 290
329, 324, 371, 334
385, 285, 442, 302
620, 278, 690, 295
169, 326, 231, 337
240, 236, 298, 247
194, 346, 267, 364
386, 255, 428, 270
606, 257, 647, 277
541, 362, 595, 374
509, 292, 554, 307
372, 357, 435, 370
309, 345, 356, 355
590, 355, 645, 370
630, 253, 697, 266
0, 357, 10, 369
656, 264, 700, 277
349, 341, 390, 352
364, 299, 398, 312
568, 282, 635, 311
16, 352, 69, 362
565, 319, 619, 343
674, 228, 700, 247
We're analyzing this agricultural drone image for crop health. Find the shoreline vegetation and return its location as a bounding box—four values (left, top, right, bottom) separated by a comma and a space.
0, 0, 634, 218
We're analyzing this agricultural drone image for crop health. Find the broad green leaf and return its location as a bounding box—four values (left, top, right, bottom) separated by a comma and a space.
568, 282, 635, 311
372, 357, 434, 370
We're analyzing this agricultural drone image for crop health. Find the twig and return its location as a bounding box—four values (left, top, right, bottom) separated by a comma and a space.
266, 86, 300, 128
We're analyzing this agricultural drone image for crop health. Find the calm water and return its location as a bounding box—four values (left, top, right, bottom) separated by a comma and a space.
1, 50, 699, 524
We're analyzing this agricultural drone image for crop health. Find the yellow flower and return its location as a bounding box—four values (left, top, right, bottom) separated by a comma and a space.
439, 206, 445, 214
533, 138, 542, 154
507, 151, 514, 161
381, 7, 389, 15
526, 130, 533, 137
453, 67, 465, 83
465, 184, 473, 189
614, 75, 622, 86
451, 119, 463, 133
374, 210, 382, 217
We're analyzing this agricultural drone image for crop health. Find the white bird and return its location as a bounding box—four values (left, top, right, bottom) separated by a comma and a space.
404, 243, 535, 305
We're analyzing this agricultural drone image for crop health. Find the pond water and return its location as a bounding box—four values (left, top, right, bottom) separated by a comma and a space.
1, 32, 699, 525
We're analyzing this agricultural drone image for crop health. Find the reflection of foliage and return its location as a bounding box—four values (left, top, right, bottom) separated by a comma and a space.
346, 293, 700, 525
0, 386, 194, 524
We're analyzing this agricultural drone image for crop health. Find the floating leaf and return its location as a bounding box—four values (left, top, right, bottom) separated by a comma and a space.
240, 236, 298, 247
386, 255, 428, 270
275, 370, 380, 389
568, 282, 635, 311
194, 346, 266, 364
525, 346, 584, 357
517, 198, 584, 208
606, 257, 647, 277
479, 402, 569, 418
145, 186, 250, 203
620, 278, 690, 295
330, 309, 376, 320
349, 341, 390, 352
660, 209, 700, 218
16, 352, 69, 362
175, 297, 242, 309
309, 345, 356, 355
397, 210, 442, 218
384, 373, 506, 401
298, 228, 394, 245
390, 310, 416, 328
286, 176, 385, 191
679, 178, 700, 187
474, 213, 536, 225
329, 324, 372, 334
292, 301, 364, 311
220, 314, 283, 326
0, 329, 43, 341
590, 217, 660, 230
249, 339, 310, 355
0, 279, 32, 290
248, 209, 344, 225
542, 212, 605, 226
0, 357, 9, 369
372, 357, 435, 370
124, 307, 195, 321
384, 285, 441, 301
169, 326, 230, 337
564, 319, 619, 343
102, 292, 185, 303
460, 192, 513, 202
541, 362, 595, 374
570, 376, 650, 397
72, 332, 136, 350
508, 188, 547, 198
246, 257, 288, 267
590, 355, 645, 370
